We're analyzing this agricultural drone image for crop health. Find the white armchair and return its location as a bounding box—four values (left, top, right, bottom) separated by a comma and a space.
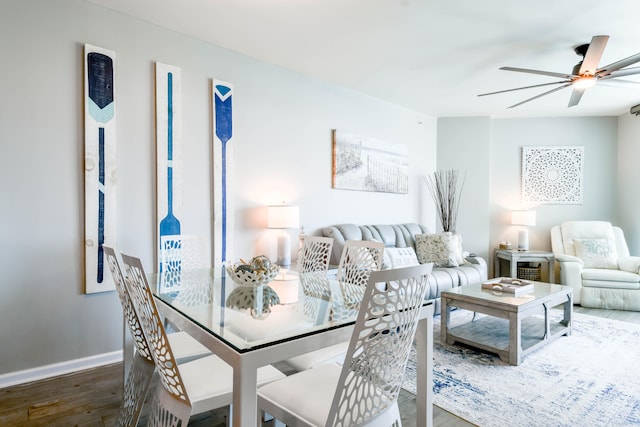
550, 221, 640, 310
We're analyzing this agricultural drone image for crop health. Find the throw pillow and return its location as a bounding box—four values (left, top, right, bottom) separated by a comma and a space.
415, 233, 461, 267
573, 238, 618, 269
385, 247, 420, 268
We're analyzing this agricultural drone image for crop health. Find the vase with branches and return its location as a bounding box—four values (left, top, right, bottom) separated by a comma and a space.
423, 170, 466, 233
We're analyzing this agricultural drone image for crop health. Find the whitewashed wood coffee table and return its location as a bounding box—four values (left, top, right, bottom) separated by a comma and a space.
441, 280, 572, 365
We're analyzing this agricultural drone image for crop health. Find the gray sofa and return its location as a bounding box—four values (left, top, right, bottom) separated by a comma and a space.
321, 223, 487, 314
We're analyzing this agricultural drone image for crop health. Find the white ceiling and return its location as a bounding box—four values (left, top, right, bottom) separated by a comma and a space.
87, 0, 640, 118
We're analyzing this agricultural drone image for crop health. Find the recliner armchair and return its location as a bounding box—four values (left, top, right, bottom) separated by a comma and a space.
551, 221, 640, 311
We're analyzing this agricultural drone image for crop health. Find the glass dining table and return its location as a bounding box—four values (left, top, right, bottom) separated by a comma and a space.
144, 268, 434, 427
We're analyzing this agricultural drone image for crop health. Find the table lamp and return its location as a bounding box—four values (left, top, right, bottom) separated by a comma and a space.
511, 210, 536, 251
267, 205, 299, 267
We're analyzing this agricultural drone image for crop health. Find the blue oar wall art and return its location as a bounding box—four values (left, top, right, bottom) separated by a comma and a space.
156, 63, 183, 273
212, 80, 234, 270
84, 44, 116, 294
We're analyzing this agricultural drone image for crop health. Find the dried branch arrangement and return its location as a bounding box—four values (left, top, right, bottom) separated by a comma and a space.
424, 170, 466, 233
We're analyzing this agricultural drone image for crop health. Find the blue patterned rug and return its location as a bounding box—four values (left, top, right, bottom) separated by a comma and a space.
403, 310, 640, 426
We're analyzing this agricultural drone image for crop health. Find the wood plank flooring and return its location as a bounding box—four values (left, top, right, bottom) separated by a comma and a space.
1, 307, 638, 426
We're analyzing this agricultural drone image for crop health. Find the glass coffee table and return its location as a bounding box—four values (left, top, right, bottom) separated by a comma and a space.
441, 280, 572, 365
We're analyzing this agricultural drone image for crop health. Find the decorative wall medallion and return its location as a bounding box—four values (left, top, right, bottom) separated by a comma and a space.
522, 146, 584, 205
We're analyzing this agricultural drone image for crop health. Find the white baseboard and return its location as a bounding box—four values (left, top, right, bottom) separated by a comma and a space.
0, 350, 123, 389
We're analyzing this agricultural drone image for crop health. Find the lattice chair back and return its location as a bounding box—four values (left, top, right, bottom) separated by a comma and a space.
332, 240, 384, 322
336, 240, 384, 286
327, 263, 433, 426
146, 383, 191, 427
120, 253, 191, 407
103, 246, 153, 363
300, 236, 334, 274
159, 234, 203, 293
299, 236, 334, 320
117, 351, 155, 426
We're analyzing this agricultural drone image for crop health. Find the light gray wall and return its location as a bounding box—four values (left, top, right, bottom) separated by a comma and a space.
617, 114, 640, 254
436, 118, 492, 261
1, 0, 436, 375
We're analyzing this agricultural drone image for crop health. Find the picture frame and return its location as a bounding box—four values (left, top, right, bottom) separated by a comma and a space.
332, 130, 408, 194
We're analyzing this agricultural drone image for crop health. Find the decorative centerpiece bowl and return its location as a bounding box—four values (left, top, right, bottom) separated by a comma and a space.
226, 255, 280, 287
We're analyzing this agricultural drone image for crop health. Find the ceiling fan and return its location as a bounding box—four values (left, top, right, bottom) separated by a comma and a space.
478, 35, 640, 108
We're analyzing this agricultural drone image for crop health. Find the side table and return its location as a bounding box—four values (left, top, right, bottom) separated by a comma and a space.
494, 249, 555, 283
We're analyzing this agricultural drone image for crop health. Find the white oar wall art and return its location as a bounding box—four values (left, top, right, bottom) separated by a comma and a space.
84, 44, 116, 294
212, 80, 234, 269
156, 63, 184, 272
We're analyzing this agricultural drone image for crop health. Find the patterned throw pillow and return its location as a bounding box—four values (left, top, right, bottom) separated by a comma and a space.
573, 238, 618, 269
385, 247, 420, 268
415, 233, 464, 267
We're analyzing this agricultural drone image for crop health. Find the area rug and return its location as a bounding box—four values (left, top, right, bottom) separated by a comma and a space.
403, 311, 640, 426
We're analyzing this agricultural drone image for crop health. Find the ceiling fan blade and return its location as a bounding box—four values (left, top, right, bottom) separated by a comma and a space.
600, 66, 640, 79
568, 87, 586, 107
597, 79, 640, 88
578, 35, 609, 75
477, 80, 569, 97
507, 83, 572, 108
500, 66, 576, 79
597, 52, 640, 75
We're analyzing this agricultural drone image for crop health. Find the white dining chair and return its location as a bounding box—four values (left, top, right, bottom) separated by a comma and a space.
331, 239, 384, 322
284, 236, 346, 371
159, 234, 203, 293
120, 252, 286, 423
258, 263, 433, 426
299, 236, 334, 274
116, 351, 155, 426
145, 381, 193, 427
335, 239, 384, 287
103, 246, 210, 363
285, 239, 385, 372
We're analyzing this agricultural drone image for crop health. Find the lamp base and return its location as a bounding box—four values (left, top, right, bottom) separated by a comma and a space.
277, 232, 291, 267
517, 229, 529, 251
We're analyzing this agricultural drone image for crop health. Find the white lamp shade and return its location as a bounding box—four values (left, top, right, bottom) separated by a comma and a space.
267, 206, 300, 229
511, 210, 536, 227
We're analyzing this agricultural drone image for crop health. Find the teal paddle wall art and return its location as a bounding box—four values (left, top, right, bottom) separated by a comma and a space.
212, 80, 234, 270
156, 63, 183, 273
84, 44, 117, 294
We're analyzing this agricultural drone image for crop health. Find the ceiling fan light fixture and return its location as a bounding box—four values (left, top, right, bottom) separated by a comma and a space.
572, 76, 596, 89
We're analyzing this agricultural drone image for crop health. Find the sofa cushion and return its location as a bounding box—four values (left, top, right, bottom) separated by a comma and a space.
322, 223, 429, 265
451, 263, 486, 286
574, 238, 618, 269
427, 268, 461, 299
582, 279, 640, 290
581, 268, 640, 284
415, 232, 464, 267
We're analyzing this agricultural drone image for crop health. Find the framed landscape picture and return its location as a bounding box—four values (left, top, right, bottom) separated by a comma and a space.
332, 130, 408, 194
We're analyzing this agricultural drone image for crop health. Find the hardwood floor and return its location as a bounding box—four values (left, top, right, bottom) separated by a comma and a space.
2, 307, 639, 426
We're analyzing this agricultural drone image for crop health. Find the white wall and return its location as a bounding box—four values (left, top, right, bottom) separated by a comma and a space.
0, 0, 435, 376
